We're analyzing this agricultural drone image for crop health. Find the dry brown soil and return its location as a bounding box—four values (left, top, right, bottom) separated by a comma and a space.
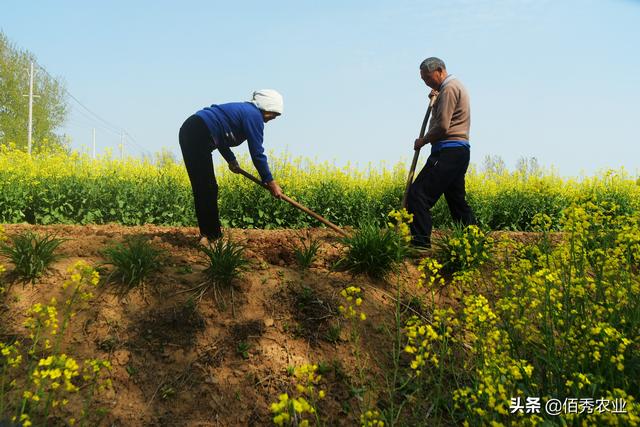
1, 224, 434, 426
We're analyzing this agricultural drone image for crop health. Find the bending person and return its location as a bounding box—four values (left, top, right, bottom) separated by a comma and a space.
179, 89, 284, 245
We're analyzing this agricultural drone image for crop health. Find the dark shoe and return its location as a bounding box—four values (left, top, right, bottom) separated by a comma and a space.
410, 238, 431, 250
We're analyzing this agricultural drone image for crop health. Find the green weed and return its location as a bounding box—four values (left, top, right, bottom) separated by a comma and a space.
336, 220, 409, 279
199, 238, 248, 287
292, 233, 322, 269
102, 236, 164, 289
0, 231, 64, 283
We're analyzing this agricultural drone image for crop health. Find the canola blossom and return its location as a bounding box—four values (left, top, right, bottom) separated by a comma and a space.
0, 145, 639, 230
0, 258, 111, 426
406, 204, 640, 425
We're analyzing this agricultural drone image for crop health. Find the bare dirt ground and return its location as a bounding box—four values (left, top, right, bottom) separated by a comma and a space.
1, 224, 432, 426
0, 223, 557, 426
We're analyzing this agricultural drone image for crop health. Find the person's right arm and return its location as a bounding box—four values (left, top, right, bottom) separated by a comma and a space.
425, 87, 457, 143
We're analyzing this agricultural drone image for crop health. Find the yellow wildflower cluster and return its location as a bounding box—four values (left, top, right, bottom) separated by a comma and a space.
360, 409, 385, 426
24, 300, 59, 352
339, 286, 366, 321
31, 354, 80, 393
443, 225, 493, 272
82, 358, 113, 395
404, 316, 440, 374
452, 294, 536, 422
443, 202, 640, 424
63, 260, 100, 302
270, 363, 325, 426
403, 308, 459, 379
387, 209, 413, 243
11, 414, 32, 427
0, 342, 22, 372
417, 257, 444, 291
1, 261, 110, 426
293, 363, 324, 398
270, 393, 315, 426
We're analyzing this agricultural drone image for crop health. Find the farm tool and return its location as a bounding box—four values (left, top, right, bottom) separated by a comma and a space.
401, 95, 437, 209
235, 167, 349, 237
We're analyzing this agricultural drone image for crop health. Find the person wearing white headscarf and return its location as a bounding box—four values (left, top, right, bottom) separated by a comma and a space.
179, 89, 284, 245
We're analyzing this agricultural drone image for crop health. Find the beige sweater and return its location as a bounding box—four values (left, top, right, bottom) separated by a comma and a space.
426, 77, 470, 143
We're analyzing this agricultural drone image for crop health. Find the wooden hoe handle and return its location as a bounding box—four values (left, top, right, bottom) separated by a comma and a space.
236, 168, 349, 237
401, 95, 437, 209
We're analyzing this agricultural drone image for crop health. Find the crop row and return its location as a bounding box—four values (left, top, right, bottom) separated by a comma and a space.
0, 146, 638, 230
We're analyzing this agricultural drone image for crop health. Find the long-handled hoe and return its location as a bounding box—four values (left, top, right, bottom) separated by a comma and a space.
401, 95, 437, 209
236, 167, 349, 237
175, 168, 348, 306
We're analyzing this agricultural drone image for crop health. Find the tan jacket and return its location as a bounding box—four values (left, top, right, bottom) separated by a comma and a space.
426, 76, 470, 143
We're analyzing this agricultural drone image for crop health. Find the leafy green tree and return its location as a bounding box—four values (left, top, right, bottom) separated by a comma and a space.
0, 31, 68, 151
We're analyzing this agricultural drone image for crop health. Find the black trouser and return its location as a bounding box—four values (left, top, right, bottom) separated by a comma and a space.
407, 147, 476, 247
179, 115, 222, 239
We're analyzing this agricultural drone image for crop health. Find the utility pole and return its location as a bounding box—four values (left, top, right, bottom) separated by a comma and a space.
23, 61, 40, 156
92, 128, 96, 159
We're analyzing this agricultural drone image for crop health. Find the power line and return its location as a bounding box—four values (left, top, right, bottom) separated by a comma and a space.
37, 64, 121, 134
68, 106, 122, 137
34, 62, 151, 156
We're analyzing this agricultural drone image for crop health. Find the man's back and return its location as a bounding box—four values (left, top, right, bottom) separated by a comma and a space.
427, 77, 470, 143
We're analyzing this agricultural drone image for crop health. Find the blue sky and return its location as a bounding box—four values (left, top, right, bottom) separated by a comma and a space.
2, 0, 639, 176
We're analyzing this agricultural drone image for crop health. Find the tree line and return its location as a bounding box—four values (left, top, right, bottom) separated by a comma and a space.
0, 31, 68, 151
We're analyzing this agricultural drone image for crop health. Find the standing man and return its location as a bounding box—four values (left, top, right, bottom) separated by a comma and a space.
407, 57, 476, 248
179, 89, 284, 246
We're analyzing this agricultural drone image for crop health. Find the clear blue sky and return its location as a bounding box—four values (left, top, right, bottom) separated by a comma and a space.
2, 0, 639, 176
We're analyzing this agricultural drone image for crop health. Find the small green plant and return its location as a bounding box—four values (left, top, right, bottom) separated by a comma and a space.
336, 220, 409, 279
237, 341, 251, 360
0, 231, 64, 283
199, 237, 248, 287
433, 224, 493, 273
295, 285, 316, 310
316, 361, 331, 376
160, 383, 176, 400
292, 234, 321, 269
324, 324, 342, 344
102, 236, 164, 289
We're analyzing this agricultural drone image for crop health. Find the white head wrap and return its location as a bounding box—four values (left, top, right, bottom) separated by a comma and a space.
251, 89, 283, 115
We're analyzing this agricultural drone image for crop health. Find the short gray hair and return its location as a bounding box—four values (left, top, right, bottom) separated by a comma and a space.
419, 57, 446, 72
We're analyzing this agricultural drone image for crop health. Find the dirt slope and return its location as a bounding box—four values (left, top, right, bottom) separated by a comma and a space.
0, 224, 425, 426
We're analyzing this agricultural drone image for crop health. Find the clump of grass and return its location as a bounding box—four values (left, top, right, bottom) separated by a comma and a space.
292, 233, 322, 269
102, 236, 164, 290
295, 285, 317, 310
184, 237, 249, 310
324, 323, 342, 344
0, 231, 64, 283
336, 220, 409, 279
432, 224, 493, 273
199, 237, 248, 287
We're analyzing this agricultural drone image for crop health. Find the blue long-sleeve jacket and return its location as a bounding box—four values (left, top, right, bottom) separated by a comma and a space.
195, 102, 273, 183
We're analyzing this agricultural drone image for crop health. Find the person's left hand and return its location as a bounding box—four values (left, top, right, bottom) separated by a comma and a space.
267, 180, 284, 199
414, 138, 429, 151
